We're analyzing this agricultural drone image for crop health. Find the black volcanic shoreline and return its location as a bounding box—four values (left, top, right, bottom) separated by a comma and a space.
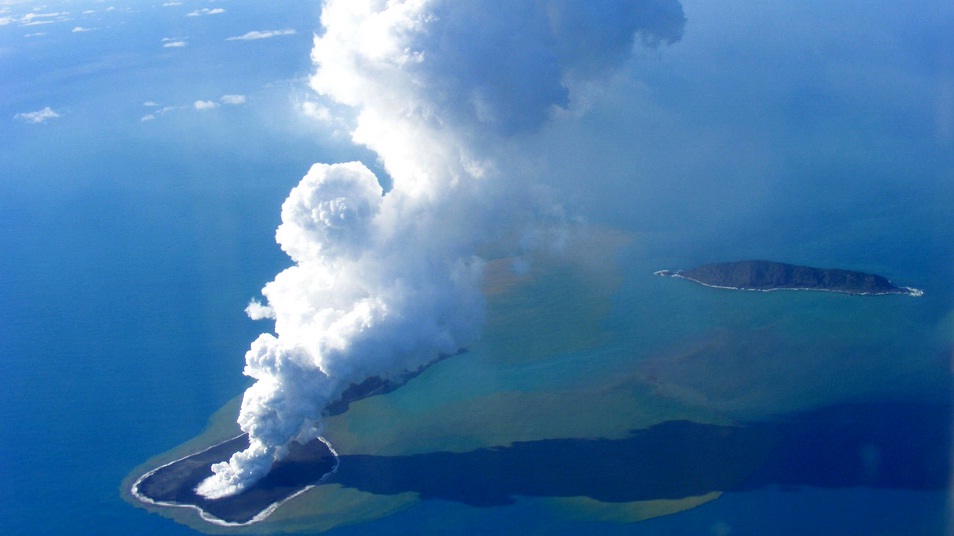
655, 260, 922, 296
132, 435, 336, 525
130, 351, 462, 525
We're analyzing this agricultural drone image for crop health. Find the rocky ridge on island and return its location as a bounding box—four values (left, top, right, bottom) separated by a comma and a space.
655, 260, 922, 296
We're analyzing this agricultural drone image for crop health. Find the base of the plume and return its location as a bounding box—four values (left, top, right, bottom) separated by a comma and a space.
130, 353, 458, 524
131, 434, 338, 526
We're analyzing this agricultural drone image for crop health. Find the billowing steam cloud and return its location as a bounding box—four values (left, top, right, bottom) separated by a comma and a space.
196, 0, 684, 499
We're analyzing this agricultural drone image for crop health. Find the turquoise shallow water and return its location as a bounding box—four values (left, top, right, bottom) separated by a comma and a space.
118, 218, 951, 533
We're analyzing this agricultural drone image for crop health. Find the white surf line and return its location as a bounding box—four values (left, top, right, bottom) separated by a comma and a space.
131, 434, 341, 527
654, 270, 924, 297
901, 287, 925, 297
131, 434, 246, 523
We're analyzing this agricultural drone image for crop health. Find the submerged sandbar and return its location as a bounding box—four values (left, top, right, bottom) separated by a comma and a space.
656, 260, 922, 296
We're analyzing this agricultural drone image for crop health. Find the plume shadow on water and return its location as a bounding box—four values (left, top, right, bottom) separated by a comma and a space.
135, 400, 950, 524
328, 401, 950, 506
331, 420, 774, 507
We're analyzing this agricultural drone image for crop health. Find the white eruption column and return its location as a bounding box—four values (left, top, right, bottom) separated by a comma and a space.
196, 0, 684, 499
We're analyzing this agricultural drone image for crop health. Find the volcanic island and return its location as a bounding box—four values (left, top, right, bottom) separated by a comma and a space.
655, 260, 923, 296
129, 353, 456, 525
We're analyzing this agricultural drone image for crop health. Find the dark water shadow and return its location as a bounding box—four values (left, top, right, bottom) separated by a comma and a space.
136, 401, 950, 524
331, 420, 775, 506
329, 401, 950, 506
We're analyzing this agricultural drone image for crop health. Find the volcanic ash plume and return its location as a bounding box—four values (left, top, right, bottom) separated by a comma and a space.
196, 0, 685, 499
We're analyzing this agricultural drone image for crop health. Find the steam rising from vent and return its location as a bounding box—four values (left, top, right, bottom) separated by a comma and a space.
196, 0, 685, 499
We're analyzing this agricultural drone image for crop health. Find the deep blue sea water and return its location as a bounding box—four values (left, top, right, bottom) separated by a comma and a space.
0, 138, 303, 534
2, 0, 953, 534
0, 3, 331, 533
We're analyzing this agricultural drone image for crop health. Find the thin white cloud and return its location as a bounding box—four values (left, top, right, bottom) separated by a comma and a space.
140, 97, 244, 122
186, 8, 225, 17
162, 40, 187, 48
9, 11, 69, 27
220, 94, 246, 105
20, 12, 66, 23
194, 100, 218, 110
161, 1, 182, 6
300, 101, 331, 122
138, 105, 184, 121
71, 26, 92, 32
15, 106, 60, 124
226, 28, 295, 41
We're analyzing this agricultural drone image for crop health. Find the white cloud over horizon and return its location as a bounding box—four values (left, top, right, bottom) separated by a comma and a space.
140, 104, 178, 121
1, 11, 69, 27
186, 8, 225, 17
300, 101, 331, 122
161, 36, 188, 48
220, 94, 246, 105
15, 106, 61, 123
138, 94, 246, 121
194, 100, 218, 110
226, 28, 296, 41
20, 18, 54, 26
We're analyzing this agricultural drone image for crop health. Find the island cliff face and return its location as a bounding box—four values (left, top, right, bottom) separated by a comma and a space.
655, 260, 922, 296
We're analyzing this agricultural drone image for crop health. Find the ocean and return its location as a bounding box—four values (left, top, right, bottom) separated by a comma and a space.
2, 0, 952, 534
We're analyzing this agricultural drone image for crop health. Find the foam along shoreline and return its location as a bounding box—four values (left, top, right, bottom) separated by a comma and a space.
131, 434, 339, 526
654, 261, 923, 297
